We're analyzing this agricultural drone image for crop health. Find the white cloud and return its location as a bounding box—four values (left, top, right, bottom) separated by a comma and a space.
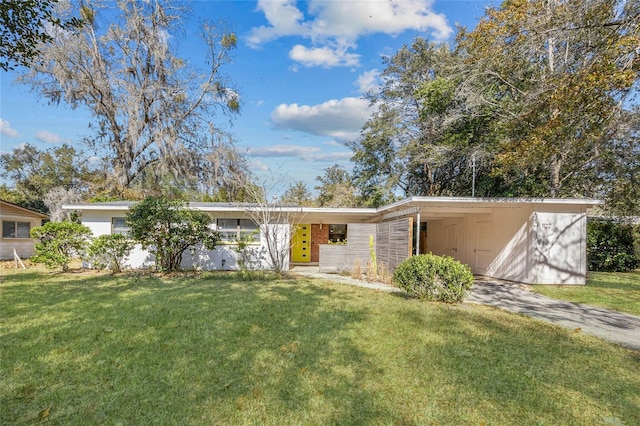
356, 69, 381, 94
309, 0, 452, 40
36, 130, 63, 144
249, 144, 317, 158
0, 119, 20, 138
271, 97, 374, 142
289, 44, 360, 68
248, 0, 452, 67
250, 0, 452, 43
247, 0, 309, 47
251, 159, 270, 171
248, 144, 352, 162
313, 151, 353, 162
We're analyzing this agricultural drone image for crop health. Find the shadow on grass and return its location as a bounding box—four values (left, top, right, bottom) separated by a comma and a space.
1, 271, 388, 424
586, 271, 640, 291
395, 304, 640, 424
2, 271, 639, 424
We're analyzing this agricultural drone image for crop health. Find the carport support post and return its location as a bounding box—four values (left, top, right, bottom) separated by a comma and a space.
415, 211, 420, 256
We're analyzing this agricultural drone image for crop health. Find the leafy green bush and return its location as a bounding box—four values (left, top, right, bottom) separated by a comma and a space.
587, 220, 639, 272
30, 221, 92, 272
393, 254, 474, 303
126, 196, 220, 272
86, 234, 134, 272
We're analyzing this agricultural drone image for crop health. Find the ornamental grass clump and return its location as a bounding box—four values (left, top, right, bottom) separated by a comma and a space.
393, 254, 474, 303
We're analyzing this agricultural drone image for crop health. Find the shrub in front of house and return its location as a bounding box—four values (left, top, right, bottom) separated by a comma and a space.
587, 220, 639, 272
126, 196, 221, 272
393, 254, 474, 303
86, 234, 134, 273
30, 221, 93, 272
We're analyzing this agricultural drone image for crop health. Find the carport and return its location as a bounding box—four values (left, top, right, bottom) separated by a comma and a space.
375, 197, 602, 285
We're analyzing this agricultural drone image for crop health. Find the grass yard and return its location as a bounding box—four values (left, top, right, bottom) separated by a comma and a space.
531, 271, 640, 316
1, 268, 639, 425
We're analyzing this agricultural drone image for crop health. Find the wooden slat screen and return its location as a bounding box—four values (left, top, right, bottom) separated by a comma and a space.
376, 217, 413, 271
318, 223, 377, 272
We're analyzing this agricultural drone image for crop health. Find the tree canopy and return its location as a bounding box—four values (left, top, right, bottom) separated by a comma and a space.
18, 0, 246, 196
315, 164, 363, 207
350, 0, 640, 209
0, 0, 82, 70
0, 143, 96, 214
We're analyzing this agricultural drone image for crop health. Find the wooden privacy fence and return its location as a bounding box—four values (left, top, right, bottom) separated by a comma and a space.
319, 223, 376, 272
376, 217, 413, 271
318, 219, 413, 273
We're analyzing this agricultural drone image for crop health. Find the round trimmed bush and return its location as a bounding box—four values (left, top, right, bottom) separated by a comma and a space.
393, 254, 474, 303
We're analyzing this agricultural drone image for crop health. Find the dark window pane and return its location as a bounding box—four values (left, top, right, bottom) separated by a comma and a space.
329, 224, 347, 243
217, 219, 238, 230
112, 217, 129, 235
2, 221, 16, 238
16, 222, 31, 238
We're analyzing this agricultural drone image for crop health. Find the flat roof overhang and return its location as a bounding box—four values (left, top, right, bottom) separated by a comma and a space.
61, 202, 378, 223
63, 197, 604, 223
376, 196, 604, 221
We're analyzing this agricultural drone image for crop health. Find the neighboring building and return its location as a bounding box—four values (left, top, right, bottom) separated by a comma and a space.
0, 200, 48, 260
63, 197, 602, 284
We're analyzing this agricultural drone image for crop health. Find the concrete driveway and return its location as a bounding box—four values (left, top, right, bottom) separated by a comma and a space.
468, 277, 640, 351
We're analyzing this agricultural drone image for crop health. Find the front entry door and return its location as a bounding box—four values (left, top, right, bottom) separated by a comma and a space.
444, 224, 458, 259
292, 224, 311, 263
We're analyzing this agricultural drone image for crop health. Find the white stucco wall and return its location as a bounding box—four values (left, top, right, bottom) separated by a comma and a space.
529, 211, 587, 284
80, 210, 289, 271
180, 224, 290, 271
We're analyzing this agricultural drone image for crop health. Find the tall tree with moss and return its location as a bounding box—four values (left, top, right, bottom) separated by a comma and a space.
18, 0, 243, 195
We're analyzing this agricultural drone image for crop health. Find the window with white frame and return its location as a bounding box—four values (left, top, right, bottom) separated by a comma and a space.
216, 219, 259, 242
2, 221, 31, 238
112, 217, 129, 235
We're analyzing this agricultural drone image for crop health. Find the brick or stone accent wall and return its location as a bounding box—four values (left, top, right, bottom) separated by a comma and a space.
311, 224, 329, 263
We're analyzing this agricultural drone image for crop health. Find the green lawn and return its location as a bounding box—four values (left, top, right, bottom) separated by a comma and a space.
531, 271, 640, 316
1, 268, 639, 425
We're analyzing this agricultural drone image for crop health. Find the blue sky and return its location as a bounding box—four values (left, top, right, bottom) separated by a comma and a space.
0, 0, 496, 194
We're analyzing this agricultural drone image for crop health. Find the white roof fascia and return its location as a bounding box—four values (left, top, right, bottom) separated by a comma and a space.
407, 196, 604, 205
62, 203, 377, 215
62, 203, 134, 211
376, 196, 604, 214
63, 197, 604, 215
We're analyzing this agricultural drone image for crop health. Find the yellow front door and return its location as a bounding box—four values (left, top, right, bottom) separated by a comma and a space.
292, 224, 311, 263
